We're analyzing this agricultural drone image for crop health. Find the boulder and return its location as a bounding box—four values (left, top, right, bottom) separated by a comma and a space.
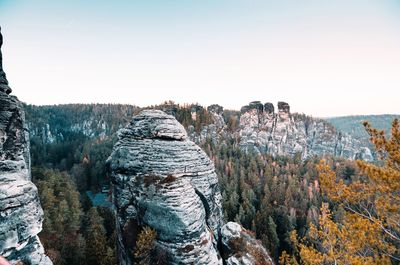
221, 222, 274, 265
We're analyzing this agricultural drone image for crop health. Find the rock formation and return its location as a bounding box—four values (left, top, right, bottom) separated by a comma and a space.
207, 104, 226, 132
188, 104, 226, 144
107, 110, 272, 265
221, 222, 273, 265
264, 103, 274, 114
25, 101, 374, 162
0, 28, 52, 265
239, 101, 372, 160
0, 27, 11, 95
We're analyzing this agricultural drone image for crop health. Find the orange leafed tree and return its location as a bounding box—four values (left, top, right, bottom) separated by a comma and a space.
281, 119, 400, 265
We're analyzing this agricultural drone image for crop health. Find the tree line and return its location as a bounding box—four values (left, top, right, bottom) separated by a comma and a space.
25, 103, 399, 264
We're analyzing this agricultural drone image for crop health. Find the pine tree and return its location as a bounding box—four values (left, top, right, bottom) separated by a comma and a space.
85, 208, 110, 265
267, 216, 280, 259
34, 168, 83, 263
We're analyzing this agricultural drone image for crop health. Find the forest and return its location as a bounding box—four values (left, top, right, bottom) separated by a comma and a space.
25, 103, 399, 265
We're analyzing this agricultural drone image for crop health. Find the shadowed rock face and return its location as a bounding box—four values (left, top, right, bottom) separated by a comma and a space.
241, 101, 264, 114
207, 104, 224, 115
264, 103, 274, 114
0, 28, 52, 265
108, 110, 273, 265
249, 101, 264, 112
0, 28, 11, 95
277, 101, 290, 113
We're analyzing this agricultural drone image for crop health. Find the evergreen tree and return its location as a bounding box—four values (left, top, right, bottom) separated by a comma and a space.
85, 208, 110, 265
33, 168, 83, 264
267, 216, 280, 260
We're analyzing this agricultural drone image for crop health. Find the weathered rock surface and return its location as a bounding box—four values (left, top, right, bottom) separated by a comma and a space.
0, 27, 11, 95
239, 101, 373, 160
108, 110, 223, 264
25, 101, 374, 162
188, 104, 227, 144
108, 110, 273, 265
0, 28, 52, 265
221, 222, 274, 265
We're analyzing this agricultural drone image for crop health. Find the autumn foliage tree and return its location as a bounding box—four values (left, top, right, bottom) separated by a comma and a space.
282, 119, 400, 264
133, 226, 168, 265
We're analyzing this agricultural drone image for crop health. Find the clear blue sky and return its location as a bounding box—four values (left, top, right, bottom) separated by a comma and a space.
0, 0, 399, 116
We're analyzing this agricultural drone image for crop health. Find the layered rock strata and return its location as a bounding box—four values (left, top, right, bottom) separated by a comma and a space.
0, 28, 52, 265
107, 110, 223, 264
108, 110, 273, 265
239, 101, 372, 160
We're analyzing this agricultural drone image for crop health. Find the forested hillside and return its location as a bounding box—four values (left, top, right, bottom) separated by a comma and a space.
23, 102, 382, 264
202, 139, 359, 261
326, 114, 400, 140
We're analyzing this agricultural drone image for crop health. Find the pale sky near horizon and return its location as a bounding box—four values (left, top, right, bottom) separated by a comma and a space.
0, 0, 399, 117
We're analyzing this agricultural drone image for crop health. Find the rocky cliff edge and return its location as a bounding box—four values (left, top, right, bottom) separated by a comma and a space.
0, 27, 52, 265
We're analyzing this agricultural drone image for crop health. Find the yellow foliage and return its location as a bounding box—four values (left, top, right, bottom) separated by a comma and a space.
279, 250, 299, 265
134, 226, 157, 265
282, 119, 400, 264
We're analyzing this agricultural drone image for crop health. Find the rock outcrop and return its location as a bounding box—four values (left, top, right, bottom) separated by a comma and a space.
239, 101, 372, 160
0, 27, 11, 95
207, 104, 226, 131
0, 28, 52, 265
107, 110, 272, 265
25, 102, 374, 162
221, 222, 274, 265
188, 104, 227, 144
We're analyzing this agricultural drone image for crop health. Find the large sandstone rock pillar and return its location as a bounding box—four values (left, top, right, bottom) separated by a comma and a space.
107, 110, 223, 265
108, 110, 274, 265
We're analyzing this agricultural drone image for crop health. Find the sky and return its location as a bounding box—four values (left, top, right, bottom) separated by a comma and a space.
0, 0, 399, 117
